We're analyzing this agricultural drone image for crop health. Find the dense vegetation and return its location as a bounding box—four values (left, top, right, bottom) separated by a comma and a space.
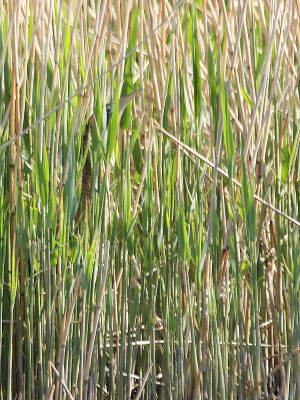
1, 0, 300, 399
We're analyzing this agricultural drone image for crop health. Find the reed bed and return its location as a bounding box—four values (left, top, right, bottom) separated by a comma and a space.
1, 0, 300, 399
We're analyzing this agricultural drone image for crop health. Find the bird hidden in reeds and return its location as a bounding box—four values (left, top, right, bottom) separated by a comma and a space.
76, 89, 142, 227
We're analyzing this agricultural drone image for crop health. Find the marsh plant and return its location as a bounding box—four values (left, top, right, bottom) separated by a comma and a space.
1, 0, 300, 399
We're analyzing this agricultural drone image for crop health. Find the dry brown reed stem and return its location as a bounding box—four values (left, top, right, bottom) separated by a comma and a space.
20, 3, 29, 130
244, 2, 282, 162
221, 0, 234, 63
242, 15, 256, 107
55, 270, 83, 400
178, 16, 194, 113
251, 4, 291, 173
45, 385, 55, 400
227, 0, 248, 84
0, 8, 16, 75
143, 15, 161, 117
118, 0, 132, 89
115, 0, 121, 40
46, 362, 74, 400
134, 362, 153, 400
